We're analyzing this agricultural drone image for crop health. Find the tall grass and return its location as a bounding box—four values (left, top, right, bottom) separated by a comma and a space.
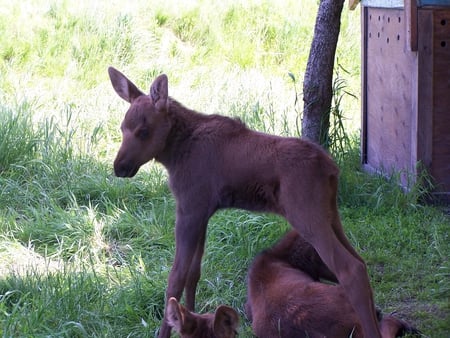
0, 0, 448, 337
0, 101, 40, 173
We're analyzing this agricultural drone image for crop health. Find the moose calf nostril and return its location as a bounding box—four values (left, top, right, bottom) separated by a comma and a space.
114, 163, 128, 177
114, 167, 126, 177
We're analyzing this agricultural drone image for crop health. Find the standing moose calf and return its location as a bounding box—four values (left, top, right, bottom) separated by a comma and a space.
108, 67, 382, 338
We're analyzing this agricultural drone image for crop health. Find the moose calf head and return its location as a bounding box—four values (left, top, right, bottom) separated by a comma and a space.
166, 297, 239, 338
108, 67, 172, 177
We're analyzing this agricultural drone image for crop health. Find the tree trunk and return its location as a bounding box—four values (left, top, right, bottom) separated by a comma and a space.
302, 0, 345, 146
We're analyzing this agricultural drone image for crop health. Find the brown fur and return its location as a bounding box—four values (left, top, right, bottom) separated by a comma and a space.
246, 230, 420, 338
166, 297, 239, 338
108, 67, 382, 338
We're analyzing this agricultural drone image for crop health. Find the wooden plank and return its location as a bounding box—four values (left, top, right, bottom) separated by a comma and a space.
405, 0, 418, 51
364, 8, 417, 187
431, 9, 450, 192
416, 9, 433, 178
361, 6, 369, 164
419, 0, 450, 6
362, 0, 404, 8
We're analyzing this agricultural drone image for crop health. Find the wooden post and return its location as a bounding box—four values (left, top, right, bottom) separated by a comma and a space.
349, 0, 360, 10
405, 0, 418, 51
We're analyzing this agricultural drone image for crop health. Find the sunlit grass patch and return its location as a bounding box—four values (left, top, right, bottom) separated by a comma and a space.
0, 239, 64, 278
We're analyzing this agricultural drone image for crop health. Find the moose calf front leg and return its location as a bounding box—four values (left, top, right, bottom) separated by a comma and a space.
184, 232, 207, 310
158, 214, 209, 338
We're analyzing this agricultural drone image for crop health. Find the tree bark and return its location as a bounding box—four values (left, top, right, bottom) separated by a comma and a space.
302, 0, 345, 146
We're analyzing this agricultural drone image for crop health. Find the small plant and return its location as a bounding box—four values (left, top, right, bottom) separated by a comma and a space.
287, 71, 303, 137
323, 64, 356, 161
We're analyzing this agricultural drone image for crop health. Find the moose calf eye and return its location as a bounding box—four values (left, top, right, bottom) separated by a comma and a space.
137, 128, 149, 140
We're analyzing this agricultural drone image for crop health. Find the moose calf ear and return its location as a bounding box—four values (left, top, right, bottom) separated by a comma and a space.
166, 297, 184, 333
214, 305, 239, 338
108, 67, 144, 103
150, 74, 169, 111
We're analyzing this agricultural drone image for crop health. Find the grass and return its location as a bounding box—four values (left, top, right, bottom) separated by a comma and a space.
0, 0, 448, 337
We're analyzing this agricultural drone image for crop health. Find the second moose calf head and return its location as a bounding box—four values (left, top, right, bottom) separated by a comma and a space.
166, 297, 239, 338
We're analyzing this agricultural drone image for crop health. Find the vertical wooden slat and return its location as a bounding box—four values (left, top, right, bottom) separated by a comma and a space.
405, 0, 418, 51
431, 9, 450, 193
416, 9, 433, 175
361, 6, 368, 165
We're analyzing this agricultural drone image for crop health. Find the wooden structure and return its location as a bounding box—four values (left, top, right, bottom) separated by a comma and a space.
360, 0, 450, 200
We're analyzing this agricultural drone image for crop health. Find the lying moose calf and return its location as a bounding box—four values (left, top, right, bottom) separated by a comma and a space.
166, 297, 239, 338
245, 230, 421, 338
